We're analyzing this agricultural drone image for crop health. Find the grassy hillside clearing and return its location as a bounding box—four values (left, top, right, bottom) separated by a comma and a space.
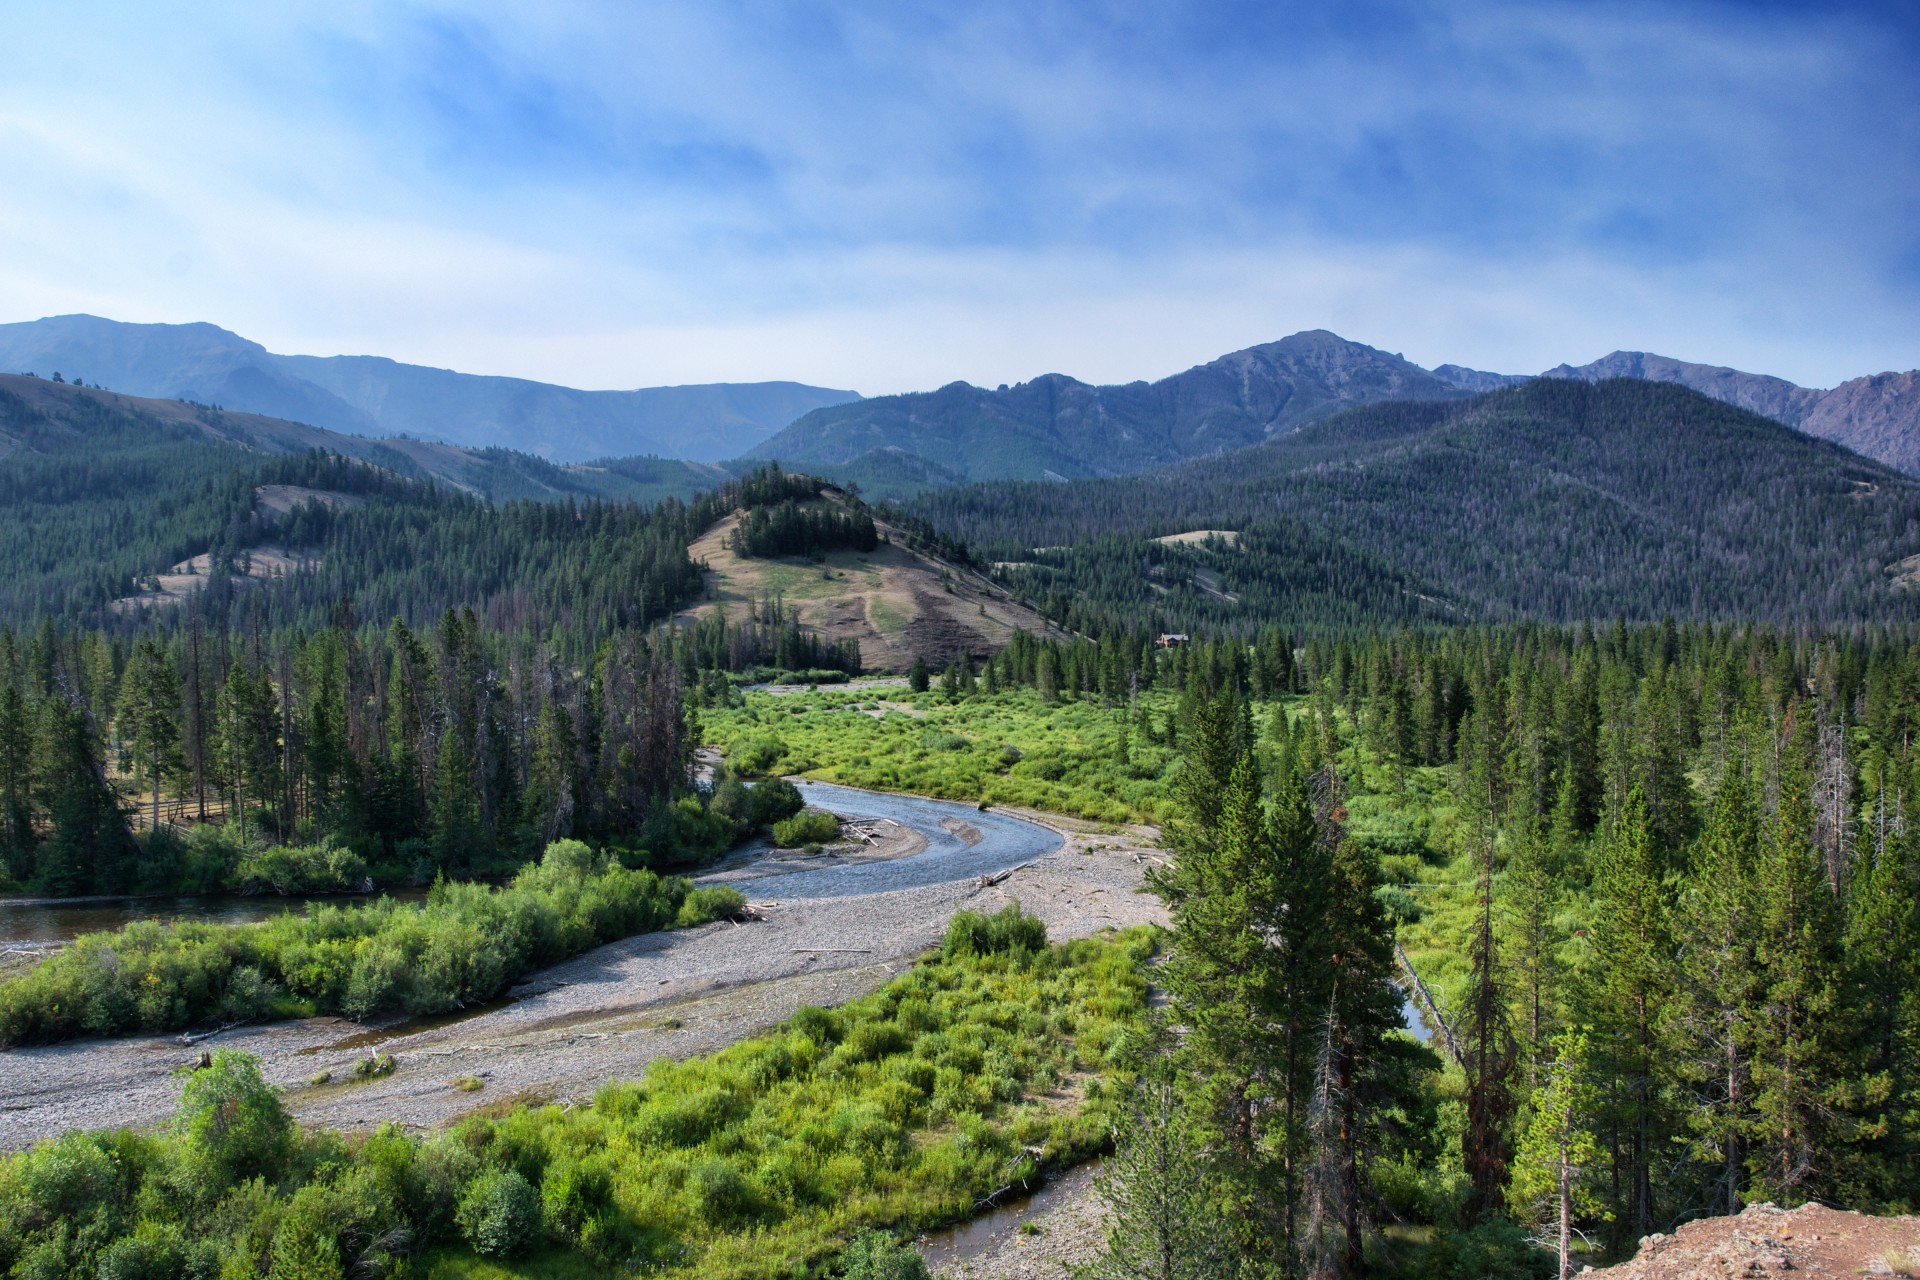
679, 507, 1058, 673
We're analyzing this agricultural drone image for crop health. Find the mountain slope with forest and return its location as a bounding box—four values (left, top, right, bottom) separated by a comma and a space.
749, 329, 1468, 490
911, 378, 1920, 627
0, 374, 732, 629
0, 314, 859, 462
1545, 349, 1920, 474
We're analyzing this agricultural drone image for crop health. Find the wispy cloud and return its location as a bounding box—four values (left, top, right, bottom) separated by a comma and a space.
0, 0, 1914, 392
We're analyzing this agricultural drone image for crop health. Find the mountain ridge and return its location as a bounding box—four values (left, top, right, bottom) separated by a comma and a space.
749, 329, 1470, 489
0, 314, 859, 463
755, 331, 1920, 492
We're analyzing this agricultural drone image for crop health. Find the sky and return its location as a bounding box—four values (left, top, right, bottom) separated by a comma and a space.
0, 1, 1916, 395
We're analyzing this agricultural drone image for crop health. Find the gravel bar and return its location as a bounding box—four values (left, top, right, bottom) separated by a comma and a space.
0, 782, 1164, 1149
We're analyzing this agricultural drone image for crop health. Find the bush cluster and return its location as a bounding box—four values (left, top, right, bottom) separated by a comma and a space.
0, 840, 745, 1046
771, 808, 841, 848
0, 918, 1155, 1280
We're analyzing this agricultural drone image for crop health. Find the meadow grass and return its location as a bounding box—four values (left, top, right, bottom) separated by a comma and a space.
0, 913, 1154, 1280
704, 686, 1191, 823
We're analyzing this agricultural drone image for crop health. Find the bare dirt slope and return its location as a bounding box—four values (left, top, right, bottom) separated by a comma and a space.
679, 509, 1059, 672
1592, 1202, 1920, 1280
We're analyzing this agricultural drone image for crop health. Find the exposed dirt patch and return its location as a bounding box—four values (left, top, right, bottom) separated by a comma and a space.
1891, 553, 1920, 590
1591, 1202, 1920, 1280
1153, 529, 1241, 547
110, 545, 319, 614
678, 507, 1057, 673
252, 484, 365, 517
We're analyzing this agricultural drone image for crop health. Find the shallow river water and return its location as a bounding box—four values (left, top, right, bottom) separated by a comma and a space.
0, 890, 428, 946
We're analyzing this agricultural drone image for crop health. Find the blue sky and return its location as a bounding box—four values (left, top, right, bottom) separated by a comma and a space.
0, 1, 1915, 393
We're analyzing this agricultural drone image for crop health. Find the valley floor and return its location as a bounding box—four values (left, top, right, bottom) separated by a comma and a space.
0, 783, 1166, 1154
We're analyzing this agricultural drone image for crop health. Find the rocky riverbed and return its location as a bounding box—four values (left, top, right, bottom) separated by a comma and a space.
0, 783, 1166, 1150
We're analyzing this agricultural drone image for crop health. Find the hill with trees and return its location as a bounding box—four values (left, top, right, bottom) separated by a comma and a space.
911, 378, 1920, 629
0, 374, 737, 628
1545, 350, 1920, 475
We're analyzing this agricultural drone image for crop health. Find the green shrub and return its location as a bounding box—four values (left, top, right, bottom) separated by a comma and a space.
771, 809, 840, 848
678, 885, 747, 926
0, 839, 708, 1046
349, 1051, 397, 1082
732, 737, 787, 776
173, 1049, 293, 1190
835, 1229, 932, 1280
230, 838, 369, 895
1418, 1218, 1556, 1280
456, 1167, 541, 1257
943, 905, 1047, 958
749, 777, 805, 826
685, 1158, 755, 1226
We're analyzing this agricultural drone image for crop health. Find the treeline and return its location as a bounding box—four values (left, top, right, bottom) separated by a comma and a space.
677, 595, 863, 679
933, 625, 1300, 705
997, 521, 1441, 636
134, 453, 729, 643
871, 501, 979, 568
1085, 621, 1920, 1278
0, 606, 720, 897
728, 499, 878, 559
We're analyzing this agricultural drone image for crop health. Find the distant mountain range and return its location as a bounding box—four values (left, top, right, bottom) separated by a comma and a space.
0, 372, 728, 505
910, 378, 1920, 627
750, 332, 1920, 494
0, 315, 859, 463
8, 312, 1915, 490
749, 330, 1471, 488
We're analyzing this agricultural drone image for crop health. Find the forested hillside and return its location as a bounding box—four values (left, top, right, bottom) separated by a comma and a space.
913, 379, 1920, 629
0, 375, 731, 628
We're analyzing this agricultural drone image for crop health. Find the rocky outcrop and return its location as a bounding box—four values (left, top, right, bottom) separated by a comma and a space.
1589, 1201, 1920, 1280
1800, 370, 1920, 474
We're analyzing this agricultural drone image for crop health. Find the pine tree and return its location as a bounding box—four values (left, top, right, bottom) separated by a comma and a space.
116, 635, 184, 835
1077, 1076, 1227, 1280
1511, 1030, 1604, 1280
0, 677, 33, 882
1581, 786, 1671, 1247
1749, 718, 1848, 1204
1672, 766, 1761, 1215
1842, 812, 1918, 1205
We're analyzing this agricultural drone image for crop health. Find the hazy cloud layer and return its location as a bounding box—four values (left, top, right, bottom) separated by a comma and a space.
1, 0, 1914, 392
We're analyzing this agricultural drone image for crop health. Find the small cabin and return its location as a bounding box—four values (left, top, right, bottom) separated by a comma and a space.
1156, 633, 1190, 648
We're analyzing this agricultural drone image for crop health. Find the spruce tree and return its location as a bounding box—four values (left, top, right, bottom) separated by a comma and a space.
1581, 786, 1671, 1248
1749, 720, 1848, 1204
1511, 1030, 1603, 1280
1077, 1077, 1227, 1280
1672, 766, 1761, 1215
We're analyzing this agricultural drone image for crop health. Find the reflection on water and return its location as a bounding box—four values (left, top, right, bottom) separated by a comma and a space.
0, 891, 427, 946
919, 1158, 1103, 1271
